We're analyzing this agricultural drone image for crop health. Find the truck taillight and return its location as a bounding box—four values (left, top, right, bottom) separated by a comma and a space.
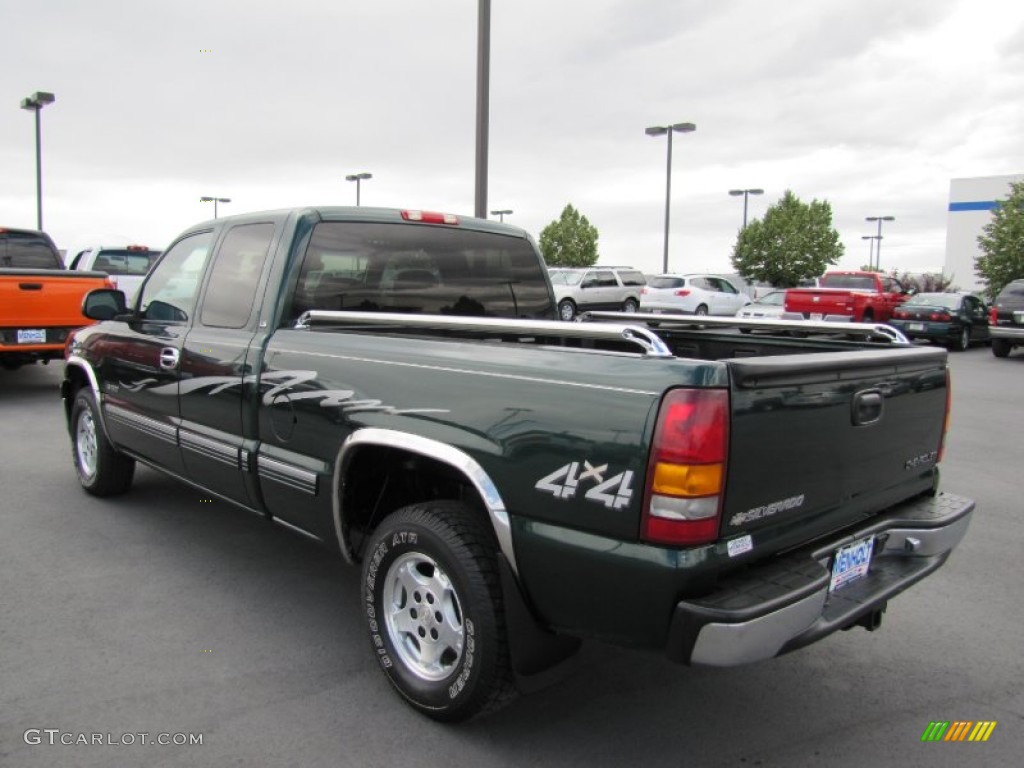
401, 210, 459, 225
642, 389, 728, 546
989, 306, 998, 324
938, 370, 951, 463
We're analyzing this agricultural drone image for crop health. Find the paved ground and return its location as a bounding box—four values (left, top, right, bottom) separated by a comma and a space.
1, 347, 1021, 767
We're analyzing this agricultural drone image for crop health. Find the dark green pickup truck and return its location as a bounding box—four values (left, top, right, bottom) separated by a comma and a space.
62, 207, 974, 721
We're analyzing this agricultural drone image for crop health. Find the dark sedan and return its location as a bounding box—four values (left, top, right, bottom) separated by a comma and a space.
889, 292, 989, 351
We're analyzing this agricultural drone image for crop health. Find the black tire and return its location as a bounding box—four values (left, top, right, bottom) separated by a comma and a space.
992, 338, 1011, 358
361, 501, 515, 722
950, 326, 970, 352
70, 389, 135, 496
861, 310, 874, 323
558, 299, 576, 321
695, 304, 709, 317
622, 298, 639, 313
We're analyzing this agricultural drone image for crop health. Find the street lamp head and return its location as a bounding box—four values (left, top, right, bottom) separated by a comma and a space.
671, 122, 697, 134
200, 196, 231, 203
490, 209, 513, 215
866, 215, 895, 222
645, 126, 668, 137
21, 92, 55, 111
346, 172, 372, 182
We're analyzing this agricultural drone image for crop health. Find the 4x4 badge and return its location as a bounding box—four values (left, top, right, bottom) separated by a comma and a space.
535, 461, 634, 509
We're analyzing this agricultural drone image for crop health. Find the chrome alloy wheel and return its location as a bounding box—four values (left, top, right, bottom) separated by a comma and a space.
383, 552, 465, 681
76, 408, 99, 481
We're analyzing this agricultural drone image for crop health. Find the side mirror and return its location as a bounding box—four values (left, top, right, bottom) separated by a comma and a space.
82, 288, 128, 321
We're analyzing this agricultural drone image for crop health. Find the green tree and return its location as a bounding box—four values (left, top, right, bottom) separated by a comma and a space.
975, 180, 1024, 299
539, 204, 599, 267
730, 190, 844, 287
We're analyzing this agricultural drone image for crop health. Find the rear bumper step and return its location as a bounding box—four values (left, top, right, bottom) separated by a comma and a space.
666, 492, 974, 666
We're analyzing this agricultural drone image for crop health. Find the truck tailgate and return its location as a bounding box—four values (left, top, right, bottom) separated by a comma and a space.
0, 270, 108, 329
721, 346, 947, 550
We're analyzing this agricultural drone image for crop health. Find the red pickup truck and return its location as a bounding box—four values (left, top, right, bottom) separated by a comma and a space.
784, 271, 912, 323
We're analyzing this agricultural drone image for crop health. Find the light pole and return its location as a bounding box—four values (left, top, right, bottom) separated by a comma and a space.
728, 188, 764, 229
646, 121, 696, 273
861, 235, 878, 268
200, 196, 231, 219
345, 172, 372, 206
20, 91, 55, 231
865, 216, 895, 270
490, 209, 513, 222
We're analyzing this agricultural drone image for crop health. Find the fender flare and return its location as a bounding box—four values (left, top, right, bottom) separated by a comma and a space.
332, 427, 518, 576
63, 356, 114, 442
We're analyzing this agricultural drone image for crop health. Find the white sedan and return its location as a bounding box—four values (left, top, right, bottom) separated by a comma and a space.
735, 290, 787, 320
640, 274, 751, 316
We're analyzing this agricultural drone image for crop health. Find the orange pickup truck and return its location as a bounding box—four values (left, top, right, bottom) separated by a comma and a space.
1, 226, 113, 370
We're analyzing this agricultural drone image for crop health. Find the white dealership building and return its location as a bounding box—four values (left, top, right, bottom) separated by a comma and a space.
944, 173, 1023, 293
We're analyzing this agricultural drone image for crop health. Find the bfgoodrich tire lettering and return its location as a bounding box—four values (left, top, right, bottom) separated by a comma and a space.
361, 501, 515, 721
71, 389, 135, 496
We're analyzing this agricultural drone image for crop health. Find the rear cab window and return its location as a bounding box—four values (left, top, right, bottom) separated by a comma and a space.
0, 229, 62, 269
287, 222, 554, 323
90, 248, 160, 276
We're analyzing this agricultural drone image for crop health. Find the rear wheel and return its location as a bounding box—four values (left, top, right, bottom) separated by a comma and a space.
950, 326, 970, 352
992, 338, 1011, 358
622, 298, 639, 313
694, 304, 709, 317
558, 299, 576, 321
71, 389, 135, 496
861, 310, 874, 322
361, 501, 515, 722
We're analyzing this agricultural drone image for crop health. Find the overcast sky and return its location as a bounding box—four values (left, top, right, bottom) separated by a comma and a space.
3, 0, 1023, 277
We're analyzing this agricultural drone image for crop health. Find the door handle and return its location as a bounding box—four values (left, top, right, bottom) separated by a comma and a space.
159, 347, 180, 370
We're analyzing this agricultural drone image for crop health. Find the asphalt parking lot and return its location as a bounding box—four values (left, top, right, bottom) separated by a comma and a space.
2, 347, 1021, 768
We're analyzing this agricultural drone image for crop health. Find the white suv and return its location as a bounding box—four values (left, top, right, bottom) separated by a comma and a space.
640, 274, 751, 316
549, 266, 646, 321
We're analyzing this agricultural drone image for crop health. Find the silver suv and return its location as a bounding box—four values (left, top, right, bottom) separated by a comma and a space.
549, 266, 646, 321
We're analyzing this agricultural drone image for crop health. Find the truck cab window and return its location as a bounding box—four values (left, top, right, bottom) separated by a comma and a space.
138, 231, 214, 323
201, 223, 275, 328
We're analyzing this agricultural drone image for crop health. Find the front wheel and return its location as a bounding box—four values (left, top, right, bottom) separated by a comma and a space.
622, 298, 639, 313
361, 501, 515, 721
992, 338, 1011, 358
71, 389, 135, 496
694, 304, 709, 317
558, 299, 576, 321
